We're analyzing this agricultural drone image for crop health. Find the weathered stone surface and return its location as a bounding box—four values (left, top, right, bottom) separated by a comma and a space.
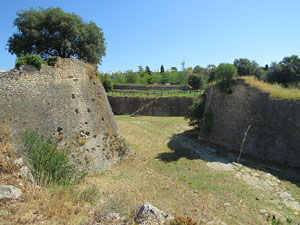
80, 212, 128, 225
108, 96, 193, 116
0, 185, 22, 199
21, 166, 35, 183
199, 79, 300, 168
207, 162, 234, 171
0, 58, 133, 172
135, 202, 174, 225
14, 157, 24, 166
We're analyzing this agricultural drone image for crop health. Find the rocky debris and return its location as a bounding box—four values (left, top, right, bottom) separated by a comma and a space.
207, 162, 234, 171
173, 134, 300, 213
14, 157, 24, 166
80, 212, 129, 225
0, 185, 22, 199
20, 166, 35, 183
19, 64, 38, 72
135, 202, 174, 225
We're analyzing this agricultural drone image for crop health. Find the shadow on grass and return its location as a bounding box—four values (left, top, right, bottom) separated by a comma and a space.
156, 129, 300, 187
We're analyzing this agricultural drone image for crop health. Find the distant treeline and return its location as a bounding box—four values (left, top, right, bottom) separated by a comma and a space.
99, 55, 300, 92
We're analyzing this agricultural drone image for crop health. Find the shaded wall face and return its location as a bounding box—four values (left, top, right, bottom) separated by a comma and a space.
108, 96, 193, 116
0, 58, 132, 172
201, 79, 300, 168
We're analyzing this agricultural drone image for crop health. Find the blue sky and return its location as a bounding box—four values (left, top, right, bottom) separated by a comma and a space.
1, 0, 300, 71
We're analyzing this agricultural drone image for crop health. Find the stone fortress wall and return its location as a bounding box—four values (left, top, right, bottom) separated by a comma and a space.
108, 96, 193, 116
200, 79, 300, 168
0, 58, 132, 172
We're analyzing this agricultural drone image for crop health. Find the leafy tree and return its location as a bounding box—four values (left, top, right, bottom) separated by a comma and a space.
267, 55, 300, 86
215, 63, 237, 93
233, 58, 258, 76
127, 71, 139, 83
7, 7, 106, 65
160, 65, 165, 74
152, 72, 162, 83
99, 75, 114, 92
193, 65, 206, 74
188, 74, 205, 89
254, 67, 267, 81
145, 66, 152, 75
171, 67, 178, 72
113, 72, 127, 84
138, 66, 144, 73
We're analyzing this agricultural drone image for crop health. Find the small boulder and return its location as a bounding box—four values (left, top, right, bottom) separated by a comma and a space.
135, 202, 174, 225
207, 162, 234, 171
21, 166, 35, 183
14, 157, 24, 166
0, 185, 22, 199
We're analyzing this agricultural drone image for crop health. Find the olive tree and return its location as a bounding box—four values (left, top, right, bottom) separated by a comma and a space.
7, 7, 106, 65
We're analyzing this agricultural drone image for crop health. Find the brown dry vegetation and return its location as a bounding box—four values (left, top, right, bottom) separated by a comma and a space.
242, 76, 300, 100
0, 125, 94, 225
1, 117, 300, 224
87, 116, 300, 225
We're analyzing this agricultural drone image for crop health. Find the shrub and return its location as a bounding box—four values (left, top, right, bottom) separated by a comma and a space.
23, 130, 85, 186
169, 216, 198, 225
184, 97, 206, 130
45, 56, 57, 66
99, 74, 114, 92
215, 63, 237, 93
188, 74, 206, 89
15, 54, 45, 69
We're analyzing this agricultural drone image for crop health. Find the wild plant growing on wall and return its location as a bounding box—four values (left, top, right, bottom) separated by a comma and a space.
23, 130, 86, 186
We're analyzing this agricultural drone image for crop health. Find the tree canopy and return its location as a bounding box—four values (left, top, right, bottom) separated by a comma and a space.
267, 55, 300, 85
7, 7, 106, 65
233, 58, 258, 76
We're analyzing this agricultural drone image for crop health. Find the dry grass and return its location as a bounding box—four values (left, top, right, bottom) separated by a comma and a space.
86, 116, 300, 225
242, 76, 300, 100
0, 125, 95, 225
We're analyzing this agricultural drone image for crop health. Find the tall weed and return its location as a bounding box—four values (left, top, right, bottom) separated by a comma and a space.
23, 130, 85, 186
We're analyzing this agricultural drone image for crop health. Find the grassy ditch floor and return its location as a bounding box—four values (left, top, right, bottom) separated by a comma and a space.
87, 116, 300, 225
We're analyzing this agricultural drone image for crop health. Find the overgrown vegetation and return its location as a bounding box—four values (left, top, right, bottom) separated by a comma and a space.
243, 76, 300, 100
15, 54, 57, 69
23, 130, 85, 186
215, 63, 238, 93
15, 54, 45, 69
184, 97, 206, 130
169, 216, 198, 225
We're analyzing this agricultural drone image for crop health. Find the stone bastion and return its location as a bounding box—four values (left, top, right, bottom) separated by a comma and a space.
199, 79, 300, 168
0, 58, 132, 172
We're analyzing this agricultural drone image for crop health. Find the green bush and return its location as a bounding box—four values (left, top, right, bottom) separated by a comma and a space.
215, 63, 237, 93
184, 97, 206, 130
23, 130, 85, 186
45, 56, 57, 66
15, 54, 45, 69
99, 74, 114, 92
